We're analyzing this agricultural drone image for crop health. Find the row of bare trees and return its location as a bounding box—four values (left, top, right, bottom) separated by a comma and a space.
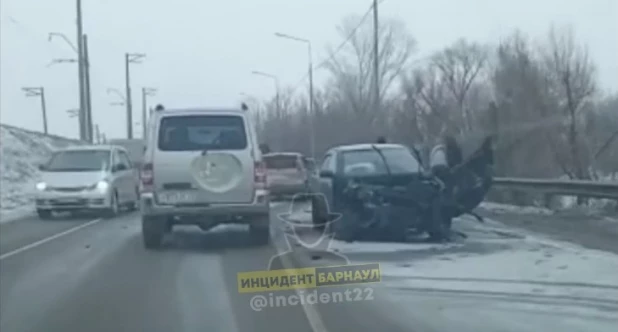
252, 16, 618, 186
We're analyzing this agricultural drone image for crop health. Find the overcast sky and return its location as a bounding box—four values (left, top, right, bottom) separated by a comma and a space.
1, 0, 616, 139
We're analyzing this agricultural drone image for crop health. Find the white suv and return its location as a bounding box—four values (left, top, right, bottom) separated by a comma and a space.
140, 105, 270, 249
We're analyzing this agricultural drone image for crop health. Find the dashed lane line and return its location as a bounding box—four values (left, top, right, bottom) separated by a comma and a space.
0, 218, 104, 261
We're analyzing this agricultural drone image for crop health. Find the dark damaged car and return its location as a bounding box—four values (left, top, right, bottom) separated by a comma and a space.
311, 137, 494, 242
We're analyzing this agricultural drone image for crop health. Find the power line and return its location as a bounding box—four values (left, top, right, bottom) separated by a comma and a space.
287, 2, 376, 97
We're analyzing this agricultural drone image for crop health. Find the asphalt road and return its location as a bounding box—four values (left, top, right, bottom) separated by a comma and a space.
0, 203, 413, 332
1, 202, 617, 332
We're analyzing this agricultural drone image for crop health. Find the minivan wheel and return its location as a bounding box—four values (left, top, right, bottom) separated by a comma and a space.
142, 217, 164, 249
104, 191, 120, 218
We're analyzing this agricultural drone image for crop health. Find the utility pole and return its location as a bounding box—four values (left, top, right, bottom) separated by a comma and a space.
83, 34, 93, 143
125, 53, 146, 139
22, 87, 48, 134
273, 32, 316, 158
142, 87, 157, 139
372, 0, 380, 114
76, 0, 86, 141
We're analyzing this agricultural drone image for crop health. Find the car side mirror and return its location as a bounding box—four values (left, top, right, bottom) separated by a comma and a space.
38, 164, 46, 171
319, 170, 334, 178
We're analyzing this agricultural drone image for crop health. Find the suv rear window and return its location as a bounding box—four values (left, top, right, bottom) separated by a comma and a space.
264, 155, 299, 169
158, 115, 247, 151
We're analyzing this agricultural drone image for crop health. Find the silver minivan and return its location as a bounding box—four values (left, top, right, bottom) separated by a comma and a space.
34, 145, 140, 219
140, 105, 270, 249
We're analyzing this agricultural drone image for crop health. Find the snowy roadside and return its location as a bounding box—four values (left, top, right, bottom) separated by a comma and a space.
0, 124, 83, 223
279, 202, 618, 320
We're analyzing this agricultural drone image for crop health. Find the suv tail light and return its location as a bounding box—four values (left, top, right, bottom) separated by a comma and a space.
254, 161, 267, 189
141, 163, 154, 192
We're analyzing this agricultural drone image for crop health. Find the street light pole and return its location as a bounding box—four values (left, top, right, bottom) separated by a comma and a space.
94, 124, 101, 144
67, 109, 80, 135
48, 29, 85, 140
142, 87, 157, 139
251, 71, 280, 116
124, 53, 146, 139
22, 87, 48, 134
76, 0, 86, 141
83, 34, 93, 143
372, 0, 380, 114
274, 32, 316, 158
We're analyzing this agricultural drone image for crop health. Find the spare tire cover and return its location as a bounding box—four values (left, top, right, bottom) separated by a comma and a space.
190, 153, 243, 193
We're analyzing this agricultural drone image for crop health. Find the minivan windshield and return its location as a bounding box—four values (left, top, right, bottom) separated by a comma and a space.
45, 150, 111, 172
158, 115, 247, 151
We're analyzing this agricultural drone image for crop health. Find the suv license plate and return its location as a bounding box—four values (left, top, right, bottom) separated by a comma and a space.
158, 192, 196, 204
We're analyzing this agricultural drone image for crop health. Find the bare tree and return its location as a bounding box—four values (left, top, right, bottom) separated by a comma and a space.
399, 66, 452, 143
542, 26, 597, 180
432, 39, 488, 133
324, 16, 416, 119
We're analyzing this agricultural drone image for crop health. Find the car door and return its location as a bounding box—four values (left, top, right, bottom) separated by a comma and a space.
118, 150, 137, 202
318, 153, 336, 212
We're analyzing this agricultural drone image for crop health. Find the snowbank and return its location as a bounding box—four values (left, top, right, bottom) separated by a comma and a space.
282, 204, 618, 317
373, 217, 618, 314
0, 124, 83, 222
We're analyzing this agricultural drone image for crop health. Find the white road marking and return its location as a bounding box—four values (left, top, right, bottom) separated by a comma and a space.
0, 218, 103, 261
278, 251, 329, 332
270, 210, 329, 332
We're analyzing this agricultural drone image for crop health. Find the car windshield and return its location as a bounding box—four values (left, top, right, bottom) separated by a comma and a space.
264, 155, 299, 169
158, 115, 247, 151
342, 147, 421, 176
45, 150, 111, 172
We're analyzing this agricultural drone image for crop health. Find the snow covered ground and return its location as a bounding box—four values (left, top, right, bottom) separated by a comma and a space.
0, 124, 83, 223
281, 202, 618, 327
480, 201, 555, 215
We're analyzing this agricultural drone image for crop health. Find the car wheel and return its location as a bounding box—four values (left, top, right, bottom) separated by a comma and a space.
311, 195, 327, 231
332, 206, 358, 243
142, 216, 164, 250
250, 215, 270, 245
37, 209, 53, 220
427, 214, 452, 242
104, 191, 120, 218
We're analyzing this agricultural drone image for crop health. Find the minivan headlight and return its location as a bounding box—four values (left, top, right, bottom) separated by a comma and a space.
36, 182, 47, 191
95, 181, 109, 193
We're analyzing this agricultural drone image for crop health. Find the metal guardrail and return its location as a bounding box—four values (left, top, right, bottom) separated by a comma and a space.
493, 177, 618, 199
